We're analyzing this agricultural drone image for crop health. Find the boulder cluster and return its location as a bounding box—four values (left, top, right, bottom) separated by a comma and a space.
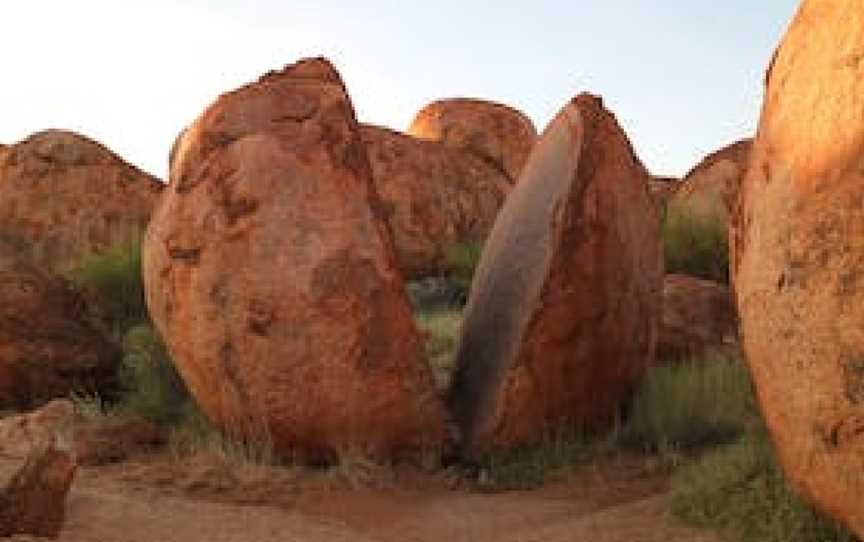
4, 1, 864, 537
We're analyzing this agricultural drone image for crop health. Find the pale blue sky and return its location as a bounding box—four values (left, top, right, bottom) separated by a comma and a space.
1, 1, 798, 179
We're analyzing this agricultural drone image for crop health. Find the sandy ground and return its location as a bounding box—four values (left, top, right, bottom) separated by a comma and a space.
3, 450, 719, 542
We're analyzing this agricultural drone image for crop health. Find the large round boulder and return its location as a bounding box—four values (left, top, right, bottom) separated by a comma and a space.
447, 94, 662, 456
0, 236, 120, 410
0, 130, 163, 273
657, 274, 737, 363
144, 58, 445, 462
669, 139, 752, 228
407, 98, 537, 183
733, 1, 864, 535
360, 124, 511, 279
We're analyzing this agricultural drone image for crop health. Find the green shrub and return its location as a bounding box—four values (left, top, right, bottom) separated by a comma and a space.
444, 240, 484, 293
116, 323, 190, 426
72, 240, 148, 334
619, 359, 755, 452
414, 309, 462, 390
662, 205, 728, 283
670, 426, 858, 542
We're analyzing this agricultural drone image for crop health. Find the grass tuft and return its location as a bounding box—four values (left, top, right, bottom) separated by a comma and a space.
619, 359, 755, 452
662, 205, 728, 283
670, 426, 858, 542
71, 240, 148, 335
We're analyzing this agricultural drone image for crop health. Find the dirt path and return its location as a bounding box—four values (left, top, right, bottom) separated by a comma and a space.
0, 451, 720, 542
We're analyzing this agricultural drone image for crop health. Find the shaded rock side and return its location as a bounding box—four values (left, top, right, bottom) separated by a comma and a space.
0, 130, 163, 272
0, 237, 120, 410
360, 124, 511, 279
144, 57, 445, 462
657, 274, 738, 363
407, 98, 538, 182
733, 1, 864, 536
447, 94, 662, 455
0, 401, 77, 539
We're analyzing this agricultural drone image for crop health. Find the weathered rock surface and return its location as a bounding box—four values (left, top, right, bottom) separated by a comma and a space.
733, 2, 864, 535
144, 58, 445, 462
657, 274, 737, 363
648, 176, 680, 209
407, 98, 537, 183
0, 237, 120, 409
447, 94, 662, 455
360, 124, 511, 279
0, 130, 163, 272
0, 400, 77, 539
669, 139, 751, 227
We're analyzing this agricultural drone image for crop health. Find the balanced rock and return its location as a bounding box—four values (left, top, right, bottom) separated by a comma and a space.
447, 94, 662, 455
734, 1, 864, 535
669, 139, 751, 227
360, 124, 511, 279
0, 130, 163, 272
657, 274, 737, 363
0, 237, 120, 409
407, 98, 537, 183
144, 58, 445, 462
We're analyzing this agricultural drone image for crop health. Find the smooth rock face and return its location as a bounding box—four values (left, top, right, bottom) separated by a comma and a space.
360, 125, 511, 279
448, 94, 662, 455
0, 400, 77, 538
144, 58, 445, 462
657, 274, 737, 363
407, 98, 537, 183
733, 2, 864, 535
0, 237, 120, 409
0, 130, 163, 272
669, 139, 752, 227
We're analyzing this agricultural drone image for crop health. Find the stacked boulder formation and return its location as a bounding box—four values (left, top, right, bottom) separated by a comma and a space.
144, 58, 445, 462
408, 98, 538, 183
734, 0, 864, 536
0, 130, 163, 272
360, 124, 510, 278
447, 94, 662, 456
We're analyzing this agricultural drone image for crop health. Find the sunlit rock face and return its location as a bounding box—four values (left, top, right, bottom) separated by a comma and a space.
408, 98, 538, 183
144, 58, 445, 463
0, 130, 163, 272
448, 94, 662, 456
733, 1, 864, 536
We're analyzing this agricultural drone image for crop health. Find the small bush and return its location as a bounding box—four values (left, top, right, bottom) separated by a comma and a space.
619, 359, 755, 452
444, 240, 484, 293
116, 323, 190, 426
670, 426, 858, 542
414, 309, 462, 390
72, 240, 148, 334
662, 205, 728, 283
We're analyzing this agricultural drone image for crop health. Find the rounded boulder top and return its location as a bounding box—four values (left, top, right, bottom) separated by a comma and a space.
0, 129, 164, 272
407, 98, 538, 183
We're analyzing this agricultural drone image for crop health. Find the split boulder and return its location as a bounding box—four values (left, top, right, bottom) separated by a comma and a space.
447, 94, 662, 455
